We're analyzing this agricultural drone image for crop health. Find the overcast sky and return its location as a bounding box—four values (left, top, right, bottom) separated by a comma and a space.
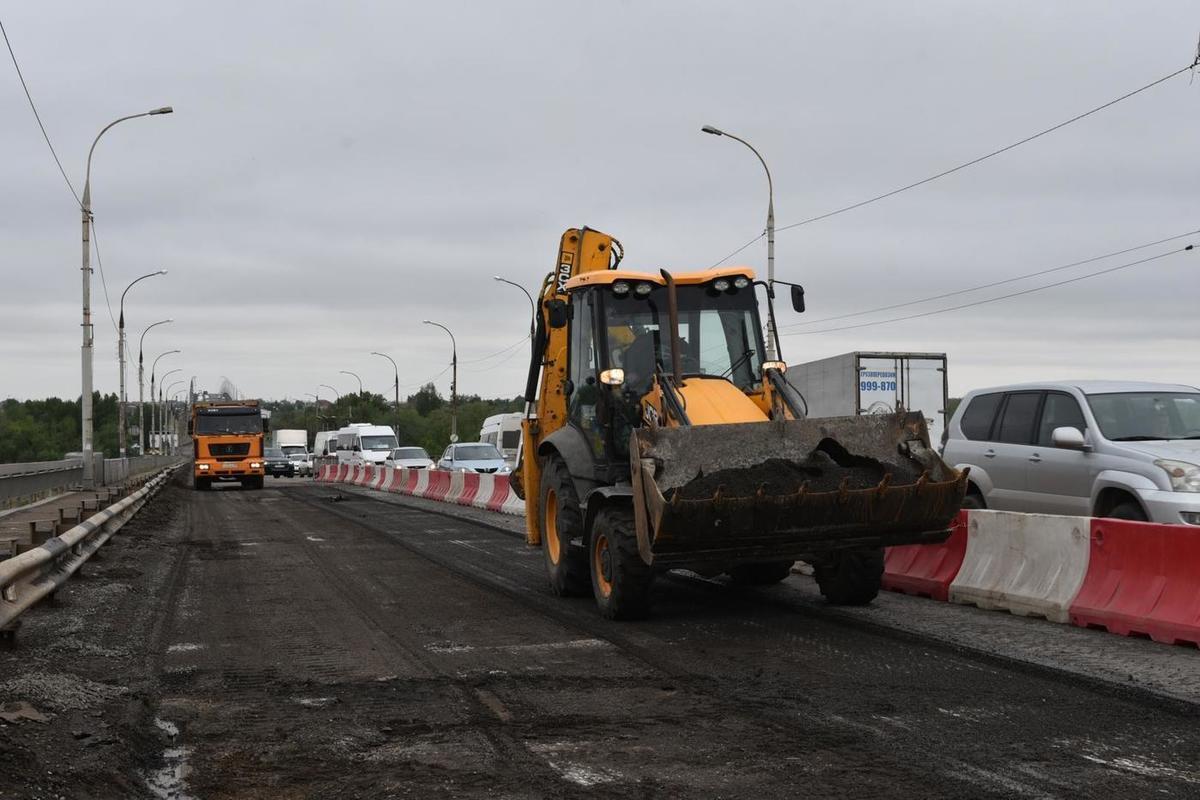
2, 2, 1197, 406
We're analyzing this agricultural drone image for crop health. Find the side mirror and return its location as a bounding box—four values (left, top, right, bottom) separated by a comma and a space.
186, 420, 193, 435
546, 299, 569, 328
1051, 426, 1086, 451
790, 285, 805, 313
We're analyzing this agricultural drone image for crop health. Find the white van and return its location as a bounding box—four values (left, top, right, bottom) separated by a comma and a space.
313, 431, 338, 460
335, 423, 398, 465
479, 412, 523, 465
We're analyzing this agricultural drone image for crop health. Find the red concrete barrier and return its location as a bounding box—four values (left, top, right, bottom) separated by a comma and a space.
457, 472, 482, 506
883, 511, 968, 601
1069, 519, 1200, 647
335, 464, 349, 482
425, 470, 452, 502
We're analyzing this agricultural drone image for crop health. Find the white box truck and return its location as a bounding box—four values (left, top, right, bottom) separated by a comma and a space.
270, 429, 309, 456
787, 352, 949, 447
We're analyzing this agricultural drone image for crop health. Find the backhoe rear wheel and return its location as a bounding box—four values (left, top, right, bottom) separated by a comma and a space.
814, 548, 884, 606
590, 506, 653, 620
539, 456, 590, 597
728, 561, 794, 586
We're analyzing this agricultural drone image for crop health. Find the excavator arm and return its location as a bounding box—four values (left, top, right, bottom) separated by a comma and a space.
513, 227, 622, 545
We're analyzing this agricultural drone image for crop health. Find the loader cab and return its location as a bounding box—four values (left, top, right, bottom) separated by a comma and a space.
563, 268, 768, 471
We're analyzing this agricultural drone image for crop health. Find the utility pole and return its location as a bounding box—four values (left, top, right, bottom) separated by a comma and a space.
79, 107, 172, 485
423, 320, 458, 443
371, 352, 401, 442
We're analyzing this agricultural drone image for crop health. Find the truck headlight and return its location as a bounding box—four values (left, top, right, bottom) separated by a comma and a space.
250, 461, 262, 469
1156, 459, 1200, 492
198, 463, 210, 471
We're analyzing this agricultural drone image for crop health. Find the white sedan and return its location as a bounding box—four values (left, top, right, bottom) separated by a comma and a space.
385, 447, 436, 470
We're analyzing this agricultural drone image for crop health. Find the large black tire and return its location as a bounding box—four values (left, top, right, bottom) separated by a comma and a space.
538, 457, 590, 596
814, 548, 884, 606
590, 506, 653, 620
245, 476, 264, 490
1107, 501, 1148, 521
193, 476, 211, 491
728, 561, 794, 586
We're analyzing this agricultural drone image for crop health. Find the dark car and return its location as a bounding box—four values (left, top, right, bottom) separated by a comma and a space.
264, 447, 295, 478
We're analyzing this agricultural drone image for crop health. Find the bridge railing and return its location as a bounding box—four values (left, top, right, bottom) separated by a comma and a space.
0, 455, 182, 510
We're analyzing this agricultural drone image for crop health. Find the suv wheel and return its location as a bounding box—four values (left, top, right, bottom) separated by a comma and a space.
1107, 501, 1147, 522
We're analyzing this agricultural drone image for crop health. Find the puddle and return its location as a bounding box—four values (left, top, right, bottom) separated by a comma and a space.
145, 718, 195, 799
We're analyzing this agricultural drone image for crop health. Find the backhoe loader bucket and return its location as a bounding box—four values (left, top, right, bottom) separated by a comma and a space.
630, 412, 966, 568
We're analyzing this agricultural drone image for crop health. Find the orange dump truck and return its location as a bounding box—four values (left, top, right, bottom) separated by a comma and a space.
188, 400, 267, 490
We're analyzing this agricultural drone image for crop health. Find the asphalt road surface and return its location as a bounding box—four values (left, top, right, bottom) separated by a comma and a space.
2, 473, 1198, 799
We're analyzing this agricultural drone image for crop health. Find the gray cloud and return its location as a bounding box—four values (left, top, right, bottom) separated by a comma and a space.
2, 1, 1197, 406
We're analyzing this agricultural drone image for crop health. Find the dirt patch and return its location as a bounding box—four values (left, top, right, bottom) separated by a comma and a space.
674, 450, 896, 500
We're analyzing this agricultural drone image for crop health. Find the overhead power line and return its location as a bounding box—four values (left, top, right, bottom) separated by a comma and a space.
90, 221, 119, 333
773, 59, 1199, 235
780, 228, 1200, 330
1, 17, 81, 208
713, 53, 1200, 267
782, 244, 1195, 336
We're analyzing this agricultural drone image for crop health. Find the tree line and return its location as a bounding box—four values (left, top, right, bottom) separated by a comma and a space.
263, 383, 522, 456
0, 393, 121, 463
0, 383, 521, 464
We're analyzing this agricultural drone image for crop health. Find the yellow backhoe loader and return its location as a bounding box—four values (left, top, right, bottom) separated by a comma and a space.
513, 227, 966, 619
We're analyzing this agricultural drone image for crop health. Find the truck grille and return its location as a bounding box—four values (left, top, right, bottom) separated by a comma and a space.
209, 443, 250, 457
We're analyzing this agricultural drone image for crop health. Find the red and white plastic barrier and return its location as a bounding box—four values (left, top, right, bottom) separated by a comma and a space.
884, 508, 1200, 646
316, 464, 525, 516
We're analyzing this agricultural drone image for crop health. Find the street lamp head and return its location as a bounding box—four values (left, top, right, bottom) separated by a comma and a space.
701, 125, 724, 136
492, 276, 502, 281
422, 319, 432, 325
149, 106, 174, 115
157, 269, 168, 275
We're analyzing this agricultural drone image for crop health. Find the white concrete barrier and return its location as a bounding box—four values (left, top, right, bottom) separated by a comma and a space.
949, 510, 1091, 623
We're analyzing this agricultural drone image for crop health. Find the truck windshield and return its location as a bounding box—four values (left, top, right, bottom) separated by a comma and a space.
604, 283, 764, 392
1086, 392, 1200, 441
281, 446, 306, 456
361, 435, 397, 450
195, 413, 262, 435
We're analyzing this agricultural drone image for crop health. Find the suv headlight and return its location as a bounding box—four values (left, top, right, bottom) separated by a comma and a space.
1155, 459, 1200, 492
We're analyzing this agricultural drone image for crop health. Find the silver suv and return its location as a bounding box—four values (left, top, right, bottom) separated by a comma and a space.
943, 381, 1200, 525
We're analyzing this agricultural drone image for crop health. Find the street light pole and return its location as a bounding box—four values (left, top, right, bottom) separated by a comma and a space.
138, 320, 173, 454
160, 371, 182, 451
162, 378, 183, 452
492, 276, 536, 338
370, 352, 401, 442
320, 384, 341, 427
118, 270, 167, 458
423, 320, 458, 443
701, 124, 777, 360
339, 371, 362, 420
79, 106, 173, 487
150, 355, 180, 453
305, 392, 320, 433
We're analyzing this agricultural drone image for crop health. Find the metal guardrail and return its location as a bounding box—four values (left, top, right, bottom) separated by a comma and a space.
0, 455, 181, 508
0, 467, 176, 637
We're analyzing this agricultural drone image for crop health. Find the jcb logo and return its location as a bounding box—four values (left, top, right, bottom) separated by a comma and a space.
555, 262, 572, 294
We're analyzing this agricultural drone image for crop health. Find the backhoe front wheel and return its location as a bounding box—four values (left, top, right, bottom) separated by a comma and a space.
539, 457, 590, 597
590, 506, 653, 620
813, 548, 884, 606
